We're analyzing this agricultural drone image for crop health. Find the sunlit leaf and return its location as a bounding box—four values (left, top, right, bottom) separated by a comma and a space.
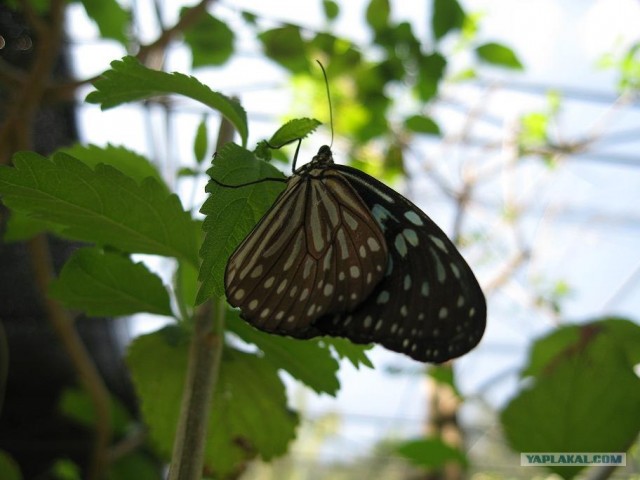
476, 42, 524, 70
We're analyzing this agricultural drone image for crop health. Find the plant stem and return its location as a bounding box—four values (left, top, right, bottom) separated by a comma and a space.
168, 298, 224, 480
168, 113, 234, 479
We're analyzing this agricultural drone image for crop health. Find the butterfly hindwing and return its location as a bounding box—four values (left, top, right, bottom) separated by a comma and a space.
314, 164, 486, 362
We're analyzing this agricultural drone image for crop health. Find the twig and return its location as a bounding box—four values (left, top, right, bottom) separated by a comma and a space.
1, 2, 114, 478
46, 0, 217, 104
0, 0, 65, 164
28, 235, 112, 480
137, 0, 216, 64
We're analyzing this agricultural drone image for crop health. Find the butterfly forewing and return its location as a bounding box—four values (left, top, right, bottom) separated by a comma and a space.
314, 164, 486, 363
225, 152, 388, 338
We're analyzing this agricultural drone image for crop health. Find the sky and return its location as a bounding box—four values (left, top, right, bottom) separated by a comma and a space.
66, 0, 640, 467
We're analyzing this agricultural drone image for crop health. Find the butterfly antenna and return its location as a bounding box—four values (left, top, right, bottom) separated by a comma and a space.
316, 60, 334, 148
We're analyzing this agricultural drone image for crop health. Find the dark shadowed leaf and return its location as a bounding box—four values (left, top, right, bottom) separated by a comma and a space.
86, 56, 248, 146
228, 312, 341, 395
259, 26, 309, 73
182, 9, 234, 67
127, 330, 298, 477
404, 115, 441, 135
416, 53, 447, 102
59, 143, 167, 192
268, 118, 321, 147
49, 247, 173, 316
193, 116, 209, 164
0, 152, 200, 265
396, 437, 468, 469
198, 143, 285, 303
501, 318, 640, 479
365, 0, 390, 32
80, 0, 129, 44
322, 0, 339, 21
432, 0, 465, 41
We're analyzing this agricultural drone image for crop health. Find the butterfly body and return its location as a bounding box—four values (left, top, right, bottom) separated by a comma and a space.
225, 145, 486, 362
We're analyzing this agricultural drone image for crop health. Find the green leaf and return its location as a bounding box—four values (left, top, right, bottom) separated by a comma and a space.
416, 53, 447, 102
396, 437, 468, 469
519, 112, 549, 149
0, 450, 21, 480
49, 247, 173, 317
197, 143, 285, 303
241, 11, 257, 24
3, 210, 63, 242
432, 0, 466, 41
175, 260, 199, 318
58, 143, 167, 192
50, 459, 81, 480
404, 115, 441, 135
106, 453, 162, 480
501, 319, 640, 479
0, 152, 199, 265
268, 118, 321, 148
193, 116, 209, 164
259, 26, 309, 73
476, 42, 524, 70
58, 386, 132, 437
126, 330, 298, 477
365, 0, 390, 32
322, 0, 339, 21
80, 0, 130, 44
227, 312, 340, 395
182, 9, 234, 67
322, 337, 374, 369
86, 56, 248, 146
382, 142, 406, 181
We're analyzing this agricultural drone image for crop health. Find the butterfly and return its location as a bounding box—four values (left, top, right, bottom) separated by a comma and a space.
223, 144, 486, 362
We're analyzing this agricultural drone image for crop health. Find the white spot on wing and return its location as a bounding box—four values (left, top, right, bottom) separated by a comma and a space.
429, 235, 448, 253
394, 234, 408, 257
404, 210, 423, 226
403, 228, 419, 247
377, 291, 390, 304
